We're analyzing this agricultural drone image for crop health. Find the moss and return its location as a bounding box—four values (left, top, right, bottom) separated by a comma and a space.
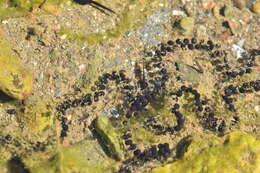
0, 35, 33, 100
152, 131, 260, 173
94, 115, 124, 161
59, 0, 162, 44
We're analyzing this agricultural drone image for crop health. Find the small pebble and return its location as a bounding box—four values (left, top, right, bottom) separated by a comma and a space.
252, 1, 260, 14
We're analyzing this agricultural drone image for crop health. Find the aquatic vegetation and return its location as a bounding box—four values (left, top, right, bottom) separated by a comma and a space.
16, 96, 55, 134
0, 0, 259, 172
0, 35, 32, 100
25, 139, 118, 173
93, 115, 124, 161
0, 0, 66, 18
151, 131, 260, 173
59, 0, 163, 44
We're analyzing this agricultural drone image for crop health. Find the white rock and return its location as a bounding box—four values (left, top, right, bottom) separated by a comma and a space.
230, 40, 246, 59
172, 10, 186, 16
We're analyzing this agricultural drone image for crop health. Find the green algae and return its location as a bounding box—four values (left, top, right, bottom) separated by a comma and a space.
59, 0, 163, 44
23, 139, 118, 173
0, 0, 68, 19
152, 131, 260, 173
77, 47, 104, 92
0, 35, 32, 100
94, 115, 124, 161
16, 96, 55, 134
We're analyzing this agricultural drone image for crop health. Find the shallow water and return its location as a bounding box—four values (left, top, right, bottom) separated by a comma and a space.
0, 0, 259, 173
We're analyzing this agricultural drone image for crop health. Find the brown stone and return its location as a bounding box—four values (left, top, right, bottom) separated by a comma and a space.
218, 30, 232, 40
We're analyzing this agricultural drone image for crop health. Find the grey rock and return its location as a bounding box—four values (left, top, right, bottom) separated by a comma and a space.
139, 8, 171, 48
175, 62, 202, 83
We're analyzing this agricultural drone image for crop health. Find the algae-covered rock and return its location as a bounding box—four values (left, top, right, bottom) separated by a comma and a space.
25, 139, 118, 173
59, 0, 163, 44
0, 161, 8, 173
252, 1, 260, 14
179, 17, 195, 34
0, 36, 32, 100
0, 0, 66, 19
152, 131, 260, 173
17, 96, 54, 133
94, 115, 124, 161
176, 62, 201, 83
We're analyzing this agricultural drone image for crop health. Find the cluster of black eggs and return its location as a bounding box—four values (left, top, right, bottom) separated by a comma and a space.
56, 37, 223, 139
202, 112, 226, 133
142, 84, 225, 134
123, 47, 172, 119
133, 143, 170, 162
166, 38, 216, 51
143, 101, 185, 135
124, 37, 221, 133
173, 85, 226, 133
122, 133, 137, 151
223, 80, 260, 112
0, 134, 12, 145
60, 116, 69, 138
57, 70, 131, 114
56, 70, 131, 138
122, 132, 170, 161
209, 48, 259, 86
118, 143, 171, 173
210, 50, 251, 82
6, 108, 16, 115
54, 36, 259, 172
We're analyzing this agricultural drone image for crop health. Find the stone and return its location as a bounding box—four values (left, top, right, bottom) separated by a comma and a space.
94, 115, 124, 160
227, 19, 243, 35
151, 131, 260, 173
202, 0, 216, 9
224, 5, 241, 18
0, 36, 32, 100
179, 17, 195, 34
252, 1, 260, 14
175, 62, 201, 83
232, 0, 247, 9
25, 139, 118, 173
17, 96, 54, 134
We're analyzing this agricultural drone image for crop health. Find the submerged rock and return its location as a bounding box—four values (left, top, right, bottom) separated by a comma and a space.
25, 139, 118, 173
0, 36, 32, 100
152, 131, 260, 173
252, 1, 260, 14
16, 96, 54, 134
179, 17, 195, 34
0, 0, 64, 19
94, 115, 124, 161
175, 62, 201, 83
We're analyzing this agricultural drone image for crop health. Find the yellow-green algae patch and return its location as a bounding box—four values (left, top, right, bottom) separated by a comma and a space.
77, 47, 104, 92
0, 0, 68, 19
59, 0, 163, 44
151, 131, 260, 173
24, 139, 118, 173
16, 96, 54, 134
0, 35, 32, 100
94, 115, 124, 161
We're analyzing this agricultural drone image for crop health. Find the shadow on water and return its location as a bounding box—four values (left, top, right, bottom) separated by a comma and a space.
175, 136, 192, 159
89, 127, 115, 159
0, 91, 15, 103
73, 0, 116, 15
7, 157, 30, 173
